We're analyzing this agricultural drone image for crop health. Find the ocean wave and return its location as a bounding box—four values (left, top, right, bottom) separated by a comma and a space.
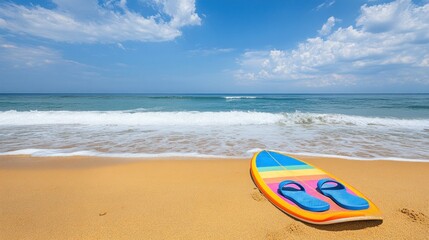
0, 110, 282, 126
0, 110, 428, 128
223, 96, 258, 99
408, 105, 429, 110
282, 112, 429, 129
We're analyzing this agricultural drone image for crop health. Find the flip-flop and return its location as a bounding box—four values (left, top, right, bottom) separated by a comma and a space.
317, 179, 369, 210
278, 180, 330, 212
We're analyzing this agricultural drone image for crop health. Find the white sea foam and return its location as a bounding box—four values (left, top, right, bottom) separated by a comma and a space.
245, 148, 429, 162
0, 110, 282, 126
1, 148, 427, 162
1, 111, 428, 161
0, 149, 238, 159
260, 150, 429, 162
282, 112, 429, 129
0, 110, 428, 129
224, 96, 258, 99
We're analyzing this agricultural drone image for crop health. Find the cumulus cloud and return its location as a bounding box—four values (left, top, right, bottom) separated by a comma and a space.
0, 0, 201, 43
153, 0, 201, 28
235, 0, 429, 87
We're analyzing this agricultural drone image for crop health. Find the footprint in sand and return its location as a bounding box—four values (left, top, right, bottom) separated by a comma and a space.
266, 223, 303, 240
399, 208, 428, 224
251, 187, 267, 202
284, 223, 302, 233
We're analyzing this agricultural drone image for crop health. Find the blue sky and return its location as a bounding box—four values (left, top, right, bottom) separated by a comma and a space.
0, 0, 428, 93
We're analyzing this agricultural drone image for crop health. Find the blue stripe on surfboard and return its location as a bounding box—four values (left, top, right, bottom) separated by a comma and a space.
255, 151, 281, 167
256, 151, 307, 167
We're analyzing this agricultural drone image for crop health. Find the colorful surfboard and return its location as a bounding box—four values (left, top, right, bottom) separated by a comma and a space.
250, 150, 382, 224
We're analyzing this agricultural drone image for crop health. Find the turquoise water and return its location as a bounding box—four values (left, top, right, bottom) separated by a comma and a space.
1, 94, 429, 118
0, 94, 428, 160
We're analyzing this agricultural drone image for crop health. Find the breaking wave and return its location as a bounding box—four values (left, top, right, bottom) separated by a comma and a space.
0, 110, 428, 129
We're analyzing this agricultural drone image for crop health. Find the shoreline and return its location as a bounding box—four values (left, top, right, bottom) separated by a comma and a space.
1, 156, 428, 239
1, 150, 428, 163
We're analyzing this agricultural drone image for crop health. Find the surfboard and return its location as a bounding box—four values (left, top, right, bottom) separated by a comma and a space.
250, 150, 382, 224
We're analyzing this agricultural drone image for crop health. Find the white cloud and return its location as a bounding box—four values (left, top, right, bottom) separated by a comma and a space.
153, 0, 201, 27
318, 16, 336, 36
315, 0, 336, 11
0, 0, 201, 43
117, 43, 126, 50
189, 48, 235, 56
0, 40, 62, 68
0, 38, 106, 87
235, 0, 429, 87
0, 38, 91, 70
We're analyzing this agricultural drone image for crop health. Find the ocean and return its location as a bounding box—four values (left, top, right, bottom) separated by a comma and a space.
0, 94, 428, 161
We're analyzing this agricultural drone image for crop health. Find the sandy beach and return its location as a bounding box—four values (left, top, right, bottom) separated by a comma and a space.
0, 155, 428, 239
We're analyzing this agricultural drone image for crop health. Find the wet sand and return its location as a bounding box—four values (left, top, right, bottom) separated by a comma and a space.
0, 155, 428, 239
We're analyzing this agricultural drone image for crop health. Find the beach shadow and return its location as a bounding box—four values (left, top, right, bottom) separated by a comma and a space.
305, 219, 383, 231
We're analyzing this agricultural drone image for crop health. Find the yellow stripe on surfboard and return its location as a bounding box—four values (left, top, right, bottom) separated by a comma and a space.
259, 168, 325, 178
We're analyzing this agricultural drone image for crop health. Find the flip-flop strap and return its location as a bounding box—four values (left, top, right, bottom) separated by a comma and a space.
317, 178, 345, 191
278, 180, 305, 192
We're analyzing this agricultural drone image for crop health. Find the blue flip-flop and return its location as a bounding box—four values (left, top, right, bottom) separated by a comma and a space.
317, 179, 369, 210
278, 180, 330, 212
